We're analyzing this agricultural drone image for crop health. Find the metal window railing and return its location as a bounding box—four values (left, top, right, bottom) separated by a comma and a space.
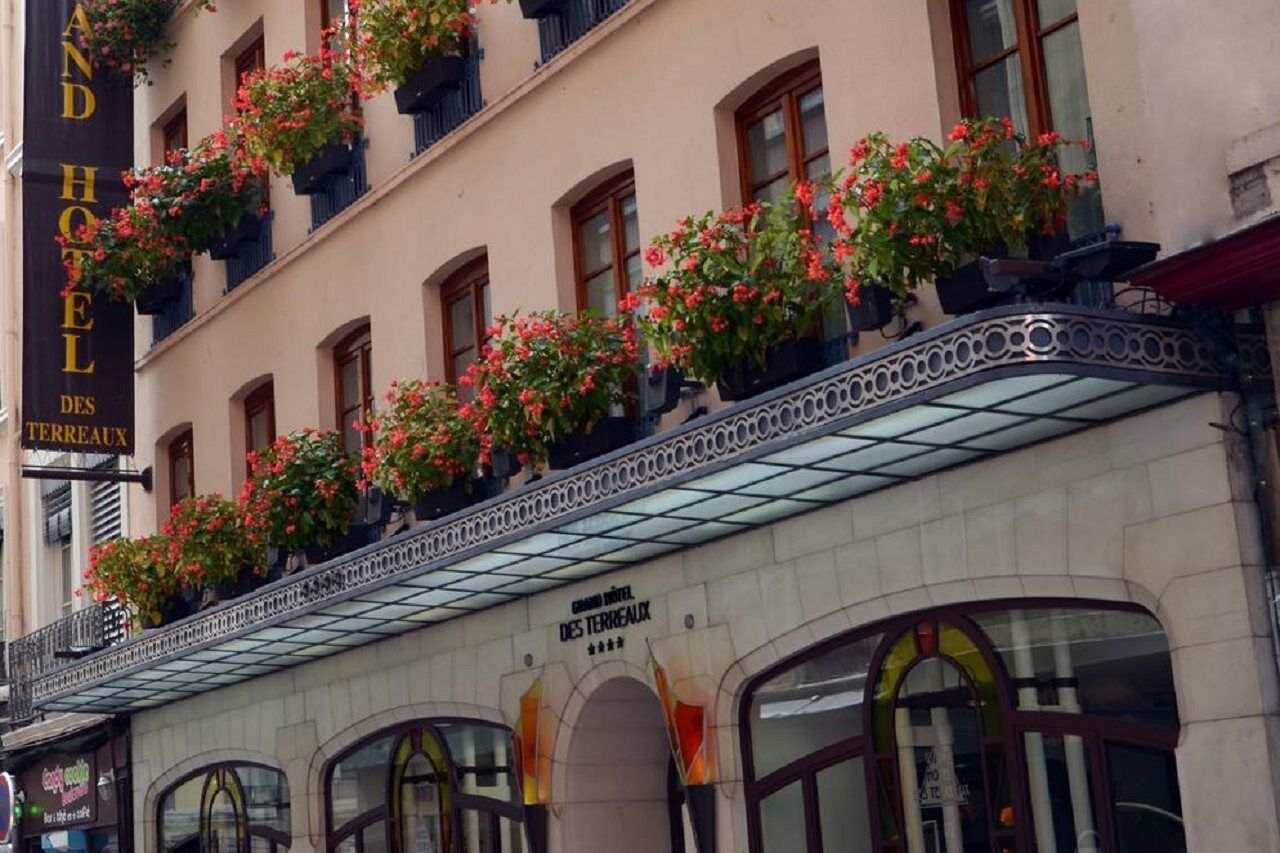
537, 0, 629, 64
9, 601, 129, 722
309, 139, 370, 232
225, 213, 276, 292
413, 50, 485, 156
151, 271, 195, 346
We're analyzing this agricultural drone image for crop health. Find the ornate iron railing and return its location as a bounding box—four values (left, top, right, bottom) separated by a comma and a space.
537, 0, 629, 64
151, 272, 195, 345
10, 601, 128, 720
414, 50, 485, 156
225, 213, 276, 291
309, 139, 371, 231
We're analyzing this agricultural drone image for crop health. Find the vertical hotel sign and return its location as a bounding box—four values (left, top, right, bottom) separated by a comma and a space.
21, 0, 134, 454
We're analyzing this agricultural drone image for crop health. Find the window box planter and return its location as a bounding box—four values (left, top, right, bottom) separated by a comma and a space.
643, 366, 685, 416
935, 236, 1072, 315
847, 283, 895, 332
394, 54, 467, 115
291, 142, 353, 196
716, 337, 825, 402
134, 271, 186, 315
143, 588, 197, 629
547, 416, 635, 470
519, 0, 571, 18
414, 476, 503, 521
1054, 240, 1161, 282
302, 487, 395, 564
205, 568, 267, 608
208, 214, 262, 260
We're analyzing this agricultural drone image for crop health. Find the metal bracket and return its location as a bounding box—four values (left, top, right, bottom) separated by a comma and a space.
22, 464, 153, 492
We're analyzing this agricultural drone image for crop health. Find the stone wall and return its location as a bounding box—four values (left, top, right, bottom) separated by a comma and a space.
130, 392, 1280, 852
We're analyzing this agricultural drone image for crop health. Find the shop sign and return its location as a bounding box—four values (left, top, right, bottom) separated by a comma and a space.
26, 754, 96, 829
20, 0, 135, 454
558, 584, 652, 656
0, 773, 14, 843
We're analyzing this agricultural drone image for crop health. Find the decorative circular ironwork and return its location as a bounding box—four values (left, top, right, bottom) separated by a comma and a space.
26, 309, 1235, 709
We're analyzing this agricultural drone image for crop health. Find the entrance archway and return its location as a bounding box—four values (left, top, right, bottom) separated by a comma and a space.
561, 677, 676, 852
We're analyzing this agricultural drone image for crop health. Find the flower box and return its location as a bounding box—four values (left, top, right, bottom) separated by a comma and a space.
547, 416, 635, 470
414, 476, 503, 521
716, 338, 825, 402
643, 366, 685, 416
847, 283, 895, 332
206, 568, 266, 608
394, 54, 467, 115
148, 589, 197, 629
208, 214, 262, 261
134, 273, 185, 315
1054, 240, 1161, 282
935, 236, 1073, 315
290, 142, 353, 195
519, 0, 571, 18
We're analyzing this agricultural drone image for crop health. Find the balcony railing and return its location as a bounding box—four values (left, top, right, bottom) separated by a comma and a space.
537, 0, 629, 64
151, 271, 195, 345
225, 213, 276, 291
414, 50, 485, 156
9, 601, 128, 721
310, 139, 370, 231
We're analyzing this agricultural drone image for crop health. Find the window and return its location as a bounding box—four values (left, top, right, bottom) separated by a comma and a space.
334, 326, 373, 452
233, 36, 265, 95
169, 430, 195, 509
326, 720, 524, 853
953, 0, 1102, 232
441, 259, 491, 386
735, 63, 829, 205
742, 603, 1185, 853
162, 108, 188, 157
571, 173, 640, 316
159, 763, 291, 853
244, 382, 276, 475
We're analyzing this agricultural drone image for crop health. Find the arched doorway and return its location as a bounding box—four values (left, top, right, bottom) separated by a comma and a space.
561, 677, 679, 852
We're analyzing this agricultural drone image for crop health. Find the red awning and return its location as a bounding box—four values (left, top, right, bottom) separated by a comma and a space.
1129, 216, 1280, 310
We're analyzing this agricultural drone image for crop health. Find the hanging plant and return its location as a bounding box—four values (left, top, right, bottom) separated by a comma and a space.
238, 429, 359, 553
634, 196, 839, 392
163, 495, 264, 594
463, 311, 640, 467
79, 0, 217, 82
59, 197, 191, 303
356, 0, 501, 89
826, 116, 1097, 300
360, 379, 487, 504
231, 46, 366, 177
83, 535, 189, 629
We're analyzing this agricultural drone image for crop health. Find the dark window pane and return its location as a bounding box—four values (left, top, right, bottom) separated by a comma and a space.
804, 153, 831, 182
577, 209, 613, 273
480, 283, 492, 335
817, 758, 873, 853
973, 55, 1029, 136
585, 270, 617, 317
759, 780, 806, 853
453, 349, 477, 386
248, 409, 271, 456
749, 633, 880, 778
620, 194, 639, 254
747, 109, 789, 183
340, 358, 361, 410
1106, 743, 1186, 852
160, 776, 204, 851
624, 253, 642, 292
1024, 732, 1100, 852
451, 294, 476, 351
331, 736, 394, 828
1037, 0, 1076, 26
965, 0, 1019, 64
798, 87, 827, 158
973, 608, 1179, 729
1042, 21, 1104, 234
753, 175, 791, 205
241, 766, 291, 837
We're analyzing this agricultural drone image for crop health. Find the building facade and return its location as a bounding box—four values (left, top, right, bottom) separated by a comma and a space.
4, 0, 1280, 852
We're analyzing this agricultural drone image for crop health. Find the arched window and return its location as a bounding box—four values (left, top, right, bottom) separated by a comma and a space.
735, 61, 829, 205
159, 763, 291, 853
571, 171, 639, 317
441, 259, 492, 387
326, 720, 525, 853
742, 603, 1184, 853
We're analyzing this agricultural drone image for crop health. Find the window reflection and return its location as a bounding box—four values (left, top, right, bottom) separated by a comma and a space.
159, 765, 290, 853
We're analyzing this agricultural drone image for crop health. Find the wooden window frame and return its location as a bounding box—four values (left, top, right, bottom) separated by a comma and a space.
233, 35, 265, 91
734, 61, 827, 204
168, 429, 195, 510
334, 325, 373, 452
161, 108, 188, 158
243, 381, 276, 476
950, 0, 1081, 138
570, 171, 639, 315
441, 258, 491, 385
